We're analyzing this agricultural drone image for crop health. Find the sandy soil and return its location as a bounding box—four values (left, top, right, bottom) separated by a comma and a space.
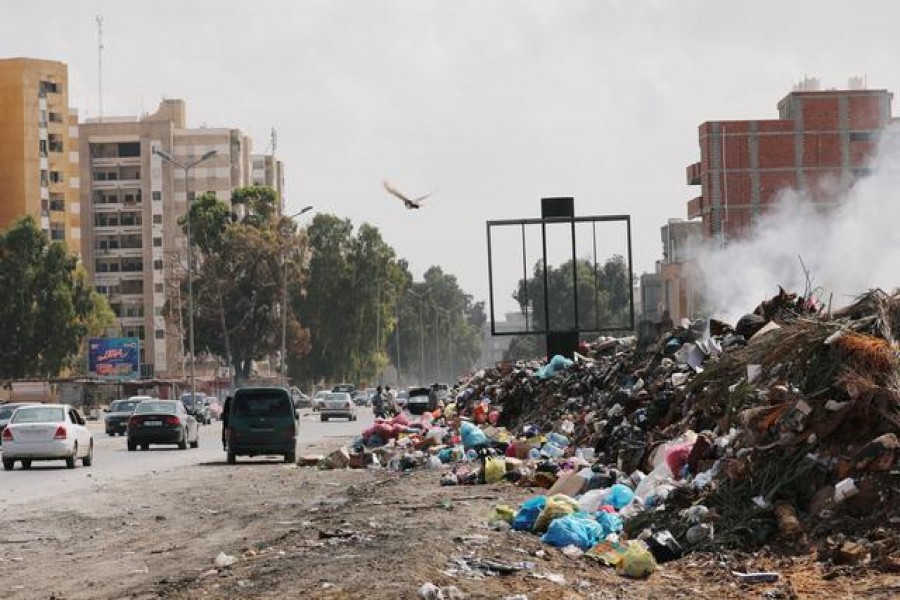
1, 436, 898, 600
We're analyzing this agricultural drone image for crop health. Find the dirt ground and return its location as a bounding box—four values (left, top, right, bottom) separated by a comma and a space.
1, 436, 899, 600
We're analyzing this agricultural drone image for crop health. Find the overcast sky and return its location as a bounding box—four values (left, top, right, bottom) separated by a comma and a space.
5, 1, 899, 314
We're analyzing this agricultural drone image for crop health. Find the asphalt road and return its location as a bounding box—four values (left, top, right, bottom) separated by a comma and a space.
0, 408, 375, 507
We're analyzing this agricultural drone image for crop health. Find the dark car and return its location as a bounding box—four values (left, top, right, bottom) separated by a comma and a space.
180, 392, 211, 425
103, 398, 141, 436
225, 387, 298, 465
127, 400, 199, 451
0, 403, 34, 446
406, 387, 431, 415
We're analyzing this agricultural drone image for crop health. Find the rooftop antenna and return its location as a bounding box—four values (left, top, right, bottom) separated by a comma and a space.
96, 15, 104, 122
267, 127, 278, 156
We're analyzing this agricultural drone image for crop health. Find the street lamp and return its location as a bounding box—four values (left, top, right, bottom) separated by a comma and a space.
280, 206, 314, 387
406, 289, 426, 386
153, 148, 217, 407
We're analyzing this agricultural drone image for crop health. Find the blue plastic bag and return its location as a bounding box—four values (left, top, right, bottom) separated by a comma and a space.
536, 355, 574, 380
595, 511, 624, 537
540, 514, 606, 550
460, 421, 489, 449
512, 496, 546, 531
603, 484, 635, 510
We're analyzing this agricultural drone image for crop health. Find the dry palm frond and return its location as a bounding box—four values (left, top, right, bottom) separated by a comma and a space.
833, 332, 898, 376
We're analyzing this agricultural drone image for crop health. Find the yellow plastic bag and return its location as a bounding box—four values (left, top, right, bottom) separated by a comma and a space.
484, 456, 507, 484
532, 494, 579, 533
616, 541, 658, 578
488, 504, 516, 524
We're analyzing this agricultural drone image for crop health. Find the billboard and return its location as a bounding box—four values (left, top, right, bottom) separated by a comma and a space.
88, 338, 140, 379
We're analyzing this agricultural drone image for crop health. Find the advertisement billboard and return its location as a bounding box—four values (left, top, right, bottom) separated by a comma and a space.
88, 338, 140, 379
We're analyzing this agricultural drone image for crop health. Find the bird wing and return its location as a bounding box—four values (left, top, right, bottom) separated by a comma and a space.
383, 180, 412, 204
411, 193, 431, 205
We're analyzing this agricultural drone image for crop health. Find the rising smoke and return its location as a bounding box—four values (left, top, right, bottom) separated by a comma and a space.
696, 123, 900, 323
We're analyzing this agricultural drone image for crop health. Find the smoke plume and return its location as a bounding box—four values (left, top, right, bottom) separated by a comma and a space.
697, 123, 900, 323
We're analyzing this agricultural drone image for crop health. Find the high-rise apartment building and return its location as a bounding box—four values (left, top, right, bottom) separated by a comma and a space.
250, 154, 284, 207
0, 58, 81, 250
686, 83, 893, 241
79, 99, 255, 377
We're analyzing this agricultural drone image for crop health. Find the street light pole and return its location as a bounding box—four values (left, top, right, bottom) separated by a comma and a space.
280, 206, 314, 388
406, 289, 426, 386
153, 148, 217, 407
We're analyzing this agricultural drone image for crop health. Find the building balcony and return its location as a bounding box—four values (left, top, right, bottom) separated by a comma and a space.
687, 196, 704, 220
95, 246, 143, 259
117, 316, 145, 326
91, 156, 141, 168
686, 162, 702, 186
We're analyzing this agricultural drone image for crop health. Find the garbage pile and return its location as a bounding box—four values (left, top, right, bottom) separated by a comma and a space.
451, 288, 900, 573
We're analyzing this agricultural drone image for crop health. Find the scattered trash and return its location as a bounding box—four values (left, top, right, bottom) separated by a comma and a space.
732, 571, 780, 584
214, 552, 238, 568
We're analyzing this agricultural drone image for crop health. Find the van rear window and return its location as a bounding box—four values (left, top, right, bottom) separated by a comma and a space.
234, 391, 290, 417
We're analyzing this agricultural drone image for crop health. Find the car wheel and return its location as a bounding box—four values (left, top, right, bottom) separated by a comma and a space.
178, 430, 188, 450
2, 458, 14, 470
190, 435, 199, 449
141, 444, 148, 451
227, 451, 236, 465
66, 443, 77, 469
284, 451, 296, 464
320, 415, 328, 422
82, 441, 93, 466
21, 459, 32, 469
127, 440, 136, 451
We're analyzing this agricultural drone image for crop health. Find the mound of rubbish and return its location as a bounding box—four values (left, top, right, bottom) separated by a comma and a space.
316, 288, 900, 577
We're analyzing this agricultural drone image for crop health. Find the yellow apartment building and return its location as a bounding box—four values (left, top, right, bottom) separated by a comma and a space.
0, 58, 80, 251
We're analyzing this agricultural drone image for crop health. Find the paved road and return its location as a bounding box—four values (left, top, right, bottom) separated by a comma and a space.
0, 408, 375, 507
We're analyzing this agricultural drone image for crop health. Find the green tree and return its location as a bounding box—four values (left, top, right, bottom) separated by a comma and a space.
175, 192, 309, 385
70, 266, 118, 375
502, 255, 632, 361
0, 217, 99, 378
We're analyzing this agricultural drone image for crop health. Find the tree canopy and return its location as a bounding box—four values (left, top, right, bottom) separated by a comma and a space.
0, 217, 104, 378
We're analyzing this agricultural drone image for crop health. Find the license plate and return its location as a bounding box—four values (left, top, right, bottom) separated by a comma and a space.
144, 421, 162, 427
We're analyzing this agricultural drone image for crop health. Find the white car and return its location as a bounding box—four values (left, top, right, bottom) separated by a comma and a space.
320, 392, 357, 422
1, 404, 94, 470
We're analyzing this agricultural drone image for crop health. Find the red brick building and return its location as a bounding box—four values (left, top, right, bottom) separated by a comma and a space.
686, 87, 893, 240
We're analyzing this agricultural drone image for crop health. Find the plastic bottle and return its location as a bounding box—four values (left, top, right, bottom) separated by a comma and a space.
528, 448, 542, 460
547, 432, 570, 448
466, 449, 478, 462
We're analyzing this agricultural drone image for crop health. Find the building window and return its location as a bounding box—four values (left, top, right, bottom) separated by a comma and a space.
39, 80, 59, 95
118, 142, 140, 157
49, 171, 63, 184
153, 259, 163, 270
152, 214, 162, 225
48, 134, 63, 153
153, 237, 162, 248
152, 191, 162, 202
850, 131, 877, 142
40, 170, 49, 186
50, 224, 65, 241
39, 140, 48, 157
49, 195, 65, 211
155, 329, 165, 340
154, 283, 164, 293
48, 111, 63, 124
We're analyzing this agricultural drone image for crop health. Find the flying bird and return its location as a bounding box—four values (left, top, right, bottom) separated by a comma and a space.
383, 180, 432, 210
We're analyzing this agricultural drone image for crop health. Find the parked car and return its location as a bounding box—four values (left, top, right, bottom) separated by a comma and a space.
320, 392, 357, 422
180, 392, 211, 425
225, 387, 298, 464
331, 383, 356, 395
396, 390, 409, 409
0, 403, 35, 446
290, 387, 311, 408
405, 387, 431, 415
103, 398, 142, 436
127, 399, 199, 451
2, 404, 93, 470
312, 391, 329, 412
206, 397, 223, 421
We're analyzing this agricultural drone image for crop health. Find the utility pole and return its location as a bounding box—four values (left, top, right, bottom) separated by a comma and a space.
434, 307, 440, 383
394, 299, 402, 389
375, 281, 381, 384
